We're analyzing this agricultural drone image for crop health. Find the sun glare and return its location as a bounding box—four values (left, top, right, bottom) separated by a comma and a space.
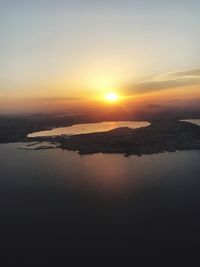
104, 92, 119, 103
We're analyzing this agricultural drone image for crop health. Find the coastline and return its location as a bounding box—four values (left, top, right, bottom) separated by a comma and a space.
27, 120, 200, 156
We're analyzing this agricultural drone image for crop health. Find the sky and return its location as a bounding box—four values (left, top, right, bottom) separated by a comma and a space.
0, 0, 200, 113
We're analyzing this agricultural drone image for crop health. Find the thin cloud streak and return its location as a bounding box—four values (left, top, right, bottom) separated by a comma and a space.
125, 69, 200, 95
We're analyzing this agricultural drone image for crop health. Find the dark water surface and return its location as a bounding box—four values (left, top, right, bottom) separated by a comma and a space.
1, 143, 200, 254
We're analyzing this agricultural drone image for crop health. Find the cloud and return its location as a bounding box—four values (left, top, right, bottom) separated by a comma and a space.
126, 69, 200, 95
37, 97, 84, 102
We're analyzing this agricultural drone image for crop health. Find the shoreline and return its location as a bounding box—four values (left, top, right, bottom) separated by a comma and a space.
26, 120, 200, 156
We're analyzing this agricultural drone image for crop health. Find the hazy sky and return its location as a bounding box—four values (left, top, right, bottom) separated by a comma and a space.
0, 0, 200, 112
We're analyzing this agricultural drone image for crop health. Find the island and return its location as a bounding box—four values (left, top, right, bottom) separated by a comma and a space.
1, 113, 200, 156
29, 120, 200, 156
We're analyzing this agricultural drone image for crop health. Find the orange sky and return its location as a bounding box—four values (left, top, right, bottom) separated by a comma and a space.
0, 1, 199, 113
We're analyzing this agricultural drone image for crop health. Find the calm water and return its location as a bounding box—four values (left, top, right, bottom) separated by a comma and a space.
28, 121, 150, 137
1, 143, 200, 253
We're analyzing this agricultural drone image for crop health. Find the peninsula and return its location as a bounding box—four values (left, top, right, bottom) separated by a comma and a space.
44, 120, 200, 156
1, 114, 200, 156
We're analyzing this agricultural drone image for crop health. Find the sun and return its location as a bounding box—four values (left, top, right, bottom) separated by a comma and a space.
104, 92, 119, 103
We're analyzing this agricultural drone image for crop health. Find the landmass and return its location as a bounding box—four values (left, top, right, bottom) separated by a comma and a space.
53, 120, 200, 156
1, 112, 200, 156
29, 120, 200, 156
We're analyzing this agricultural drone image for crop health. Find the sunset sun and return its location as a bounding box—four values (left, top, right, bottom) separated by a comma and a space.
104, 92, 119, 103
